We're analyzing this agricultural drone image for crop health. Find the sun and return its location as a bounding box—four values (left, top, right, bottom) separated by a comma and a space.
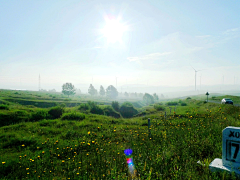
101, 17, 128, 43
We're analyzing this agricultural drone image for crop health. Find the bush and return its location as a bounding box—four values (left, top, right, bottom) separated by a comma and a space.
102, 106, 121, 118
78, 103, 90, 111
0, 104, 9, 110
90, 106, 104, 115
166, 101, 178, 106
154, 104, 165, 111
61, 112, 85, 121
87, 101, 104, 115
48, 106, 64, 119
120, 102, 138, 118
181, 102, 187, 106
0, 110, 30, 127
186, 97, 191, 100
111, 101, 120, 112
30, 109, 48, 121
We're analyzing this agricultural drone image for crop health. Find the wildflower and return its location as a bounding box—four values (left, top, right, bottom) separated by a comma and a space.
77, 173, 79, 175
26, 168, 29, 170
42, 151, 45, 154
2, 162, 5, 165
22, 144, 25, 147
88, 131, 90, 135
62, 160, 65, 163
92, 141, 95, 144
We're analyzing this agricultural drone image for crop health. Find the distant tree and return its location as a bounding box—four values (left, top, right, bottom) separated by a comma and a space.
161, 94, 164, 98
88, 84, 97, 96
99, 85, 105, 96
75, 89, 81, 94
124, 92, 129, 97
138, 93, 143, 98
143, 93, 154, 105
134, 92, 138, 98
62, 83, 76, 97
111, 101, 120, 112
106, 85, 118, 99
153, 93, 159, 100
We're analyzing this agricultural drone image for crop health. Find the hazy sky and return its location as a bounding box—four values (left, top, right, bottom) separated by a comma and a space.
0, 0, 240, 91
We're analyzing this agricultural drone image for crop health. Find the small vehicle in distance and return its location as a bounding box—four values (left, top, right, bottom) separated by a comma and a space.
221, 98, 233, 105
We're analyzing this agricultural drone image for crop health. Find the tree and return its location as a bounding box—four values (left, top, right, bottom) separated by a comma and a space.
62, 83, 76, 97
124, 92, 129, 97
153, 93, 159, 100
143, 93, 154, 105
88, 84, 97, 96
106, 85, 118, 99
99, 85, 105, 96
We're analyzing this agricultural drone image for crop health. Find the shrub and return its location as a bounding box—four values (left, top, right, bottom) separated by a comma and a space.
0, 104, 9, 110
78, 103, 90, 111
90, 106, 104, 115
181, 102, 187, 106
48, 106, 64, 119
0, 110, 30, 127
154, 104, 165, 111
166, 101, 178, 106
120, 102, 138, 118
61, 112, 85, 121
102, 106, 121, 118
186, 97, 191, 100
30, 109, 48, 121
87, 101, 104, 115
111, 101, 120, 112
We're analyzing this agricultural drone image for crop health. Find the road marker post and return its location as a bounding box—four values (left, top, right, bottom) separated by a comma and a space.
209, 126, 240, 177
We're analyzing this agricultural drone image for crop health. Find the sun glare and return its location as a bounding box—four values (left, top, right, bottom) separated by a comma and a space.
101, 17, 128, 43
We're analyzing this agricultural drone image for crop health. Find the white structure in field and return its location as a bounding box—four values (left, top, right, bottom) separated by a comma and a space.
209, 126, 240, 176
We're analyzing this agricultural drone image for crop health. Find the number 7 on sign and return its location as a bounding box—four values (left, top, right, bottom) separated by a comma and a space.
232, 143, 240, 159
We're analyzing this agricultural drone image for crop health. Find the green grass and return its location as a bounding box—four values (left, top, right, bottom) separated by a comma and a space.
1, 90, 240, 179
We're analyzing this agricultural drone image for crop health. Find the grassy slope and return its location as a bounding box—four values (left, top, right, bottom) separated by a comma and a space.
1, 91, 240, 179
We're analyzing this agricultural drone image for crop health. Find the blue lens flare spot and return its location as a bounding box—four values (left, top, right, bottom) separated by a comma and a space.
124, 149, 133, 156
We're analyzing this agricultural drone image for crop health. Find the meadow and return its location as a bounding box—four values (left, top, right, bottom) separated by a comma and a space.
1, 90, 240, 179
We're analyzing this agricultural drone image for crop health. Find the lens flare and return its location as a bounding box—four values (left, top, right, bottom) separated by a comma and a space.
124, 149, 137, 178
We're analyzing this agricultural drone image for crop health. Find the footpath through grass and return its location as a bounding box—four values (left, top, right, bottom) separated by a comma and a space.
1, 100, 240, 179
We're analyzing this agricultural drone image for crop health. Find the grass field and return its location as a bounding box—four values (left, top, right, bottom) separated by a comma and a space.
1, 90, 240, 179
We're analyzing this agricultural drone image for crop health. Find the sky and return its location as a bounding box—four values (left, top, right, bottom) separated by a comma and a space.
0, 0, 240, 92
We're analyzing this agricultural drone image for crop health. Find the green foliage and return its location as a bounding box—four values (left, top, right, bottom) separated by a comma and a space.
143, 93, 154, 105
186, 97, 191, 100
102, 105, 121, 118
154, 104, 165, 111
87, 101, 104, 115
106, 85, 118, 99
119, 102, 138, 118
0, 110, 30, 127
0, 104, 9, 110
78, 103, 90, 111
181, 102, 187, 106
30, 109, 48, 121
111, 101, 120, 112
62, 82, 76, 97
61, 112, 85, 121
48, 106, 64, 119
166, 101, 178, 106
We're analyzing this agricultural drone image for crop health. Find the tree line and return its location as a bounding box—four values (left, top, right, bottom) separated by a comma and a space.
61, 82, 162, 105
